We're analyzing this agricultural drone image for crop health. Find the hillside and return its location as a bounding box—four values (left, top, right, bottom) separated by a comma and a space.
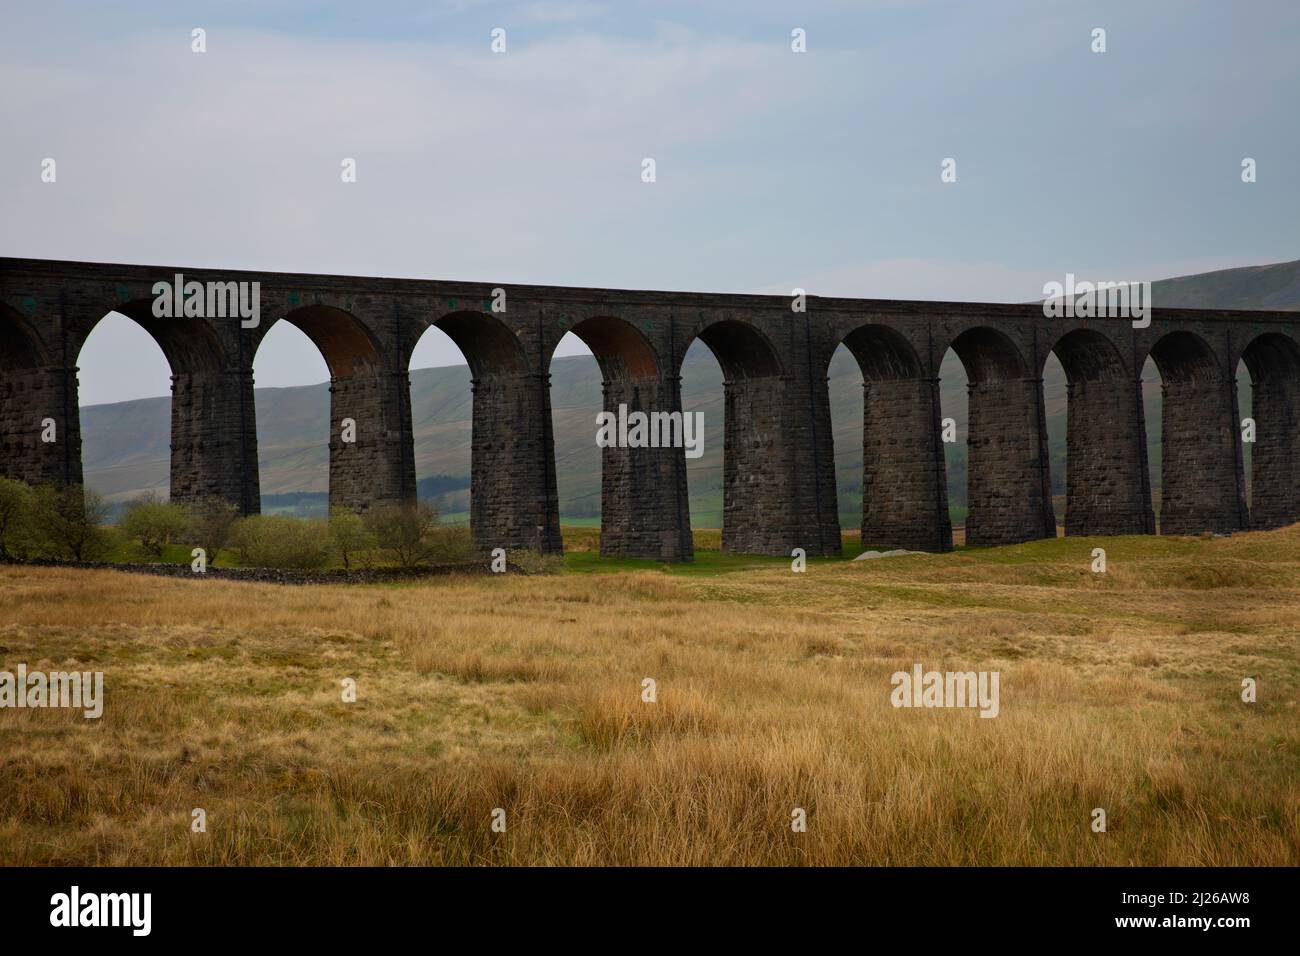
80, 258, 1300, 525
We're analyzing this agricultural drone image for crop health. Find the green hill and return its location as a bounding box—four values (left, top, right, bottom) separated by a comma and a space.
80, 258, 1300, 526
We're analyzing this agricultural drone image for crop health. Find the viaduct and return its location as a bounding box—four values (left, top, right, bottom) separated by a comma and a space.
2, 257, 1298, 561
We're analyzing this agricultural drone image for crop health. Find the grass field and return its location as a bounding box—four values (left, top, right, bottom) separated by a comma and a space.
1, 525, 1297, 866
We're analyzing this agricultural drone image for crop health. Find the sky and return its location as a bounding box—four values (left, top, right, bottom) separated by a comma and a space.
2, 0, 1297, 404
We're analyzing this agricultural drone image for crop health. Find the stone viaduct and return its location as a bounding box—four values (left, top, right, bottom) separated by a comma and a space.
2, 257, 1298, 561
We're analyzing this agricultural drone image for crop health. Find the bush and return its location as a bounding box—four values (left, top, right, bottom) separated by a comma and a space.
28, 484, 112, 561
0, 478, 38, 560
229, 515, 330, 569
363, 502, 443, 568
188, 499, 240, 566
423, 524, 475, 564
120, 494, 190, 558
328, 508, 377, 570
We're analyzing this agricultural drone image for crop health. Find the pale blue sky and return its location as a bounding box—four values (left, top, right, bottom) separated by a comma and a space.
1, 0, 1296, 403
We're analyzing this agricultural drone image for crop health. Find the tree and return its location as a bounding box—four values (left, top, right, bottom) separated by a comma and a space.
31, 484, 111, 561
120, 493, 190, 559
363, 501, 440, 568
328, 507, 376, 570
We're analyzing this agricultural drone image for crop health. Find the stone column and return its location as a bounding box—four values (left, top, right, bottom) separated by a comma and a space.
1063, 377, 1155, 536
597, 373, 692, 562
326, 368, 411, 513
1159, 376, 1248, 534
861, 376, 953, 552
170, 366, 260, 511
0, 365, 79, 487
965, 377, 1057, 546
469, 369, 563, 554
1249, 375, 1300, 529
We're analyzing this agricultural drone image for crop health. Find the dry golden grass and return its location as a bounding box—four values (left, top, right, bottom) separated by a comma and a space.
1, 526, 1297, 866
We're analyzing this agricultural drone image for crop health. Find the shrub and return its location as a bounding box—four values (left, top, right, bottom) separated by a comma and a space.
229, 515, 330, 569
28, 484, 112, 561
424, 524, 475, 565
363, 501, 442, 568
328, 508, 377, 570
0, 478, 37, 560
188, 499, 240, 566
120, 494, 190, 558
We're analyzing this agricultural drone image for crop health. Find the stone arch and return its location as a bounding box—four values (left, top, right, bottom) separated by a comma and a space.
947, 326, 1028, 383
1045, 328, 1153, 536
1146, 330, 1245, 534
838, 324, 950, 552
421, 310, 528, 379
256, 306, 394, 514
556, 315, 659, 384
1047, 327, 1130, 382
1147, 330, 1221, 383
97, 298, 228, 372
546, 316, 686, 560
408, 309, 558, 554
690, 319, 783, 381
1239, 331, 1300, 529
682, 319, 791, 555
73, 302, 231, 508
942, 325, 1053, 546
271, 305, 382, 378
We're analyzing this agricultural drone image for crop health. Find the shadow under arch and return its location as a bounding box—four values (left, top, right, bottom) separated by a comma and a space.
1146, 330, 1246, 534
0, 303, 50, 370
1046, 328, 1155, 536
1239, 331, 1300, 529
839, 324, 951, 552
943, 325, 1055, 547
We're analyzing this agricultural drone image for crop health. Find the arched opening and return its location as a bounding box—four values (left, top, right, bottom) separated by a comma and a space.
546, 316, 683, 559
256, 306, 389, 515
836, 324, 950, 552
1239, 332, 1300, 529
548, 330, 601, 533
1047, 329, 1153, 536
678, 339, 724, 534
250, 319, 331, 517
940, 327, 1054, 547
76, 303, 226, 516
408, 310, 553, 553
684, 320, 788, 555
1146, 331, 1246, 534
407, 323, 473, 523
0, 305, 56, 486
